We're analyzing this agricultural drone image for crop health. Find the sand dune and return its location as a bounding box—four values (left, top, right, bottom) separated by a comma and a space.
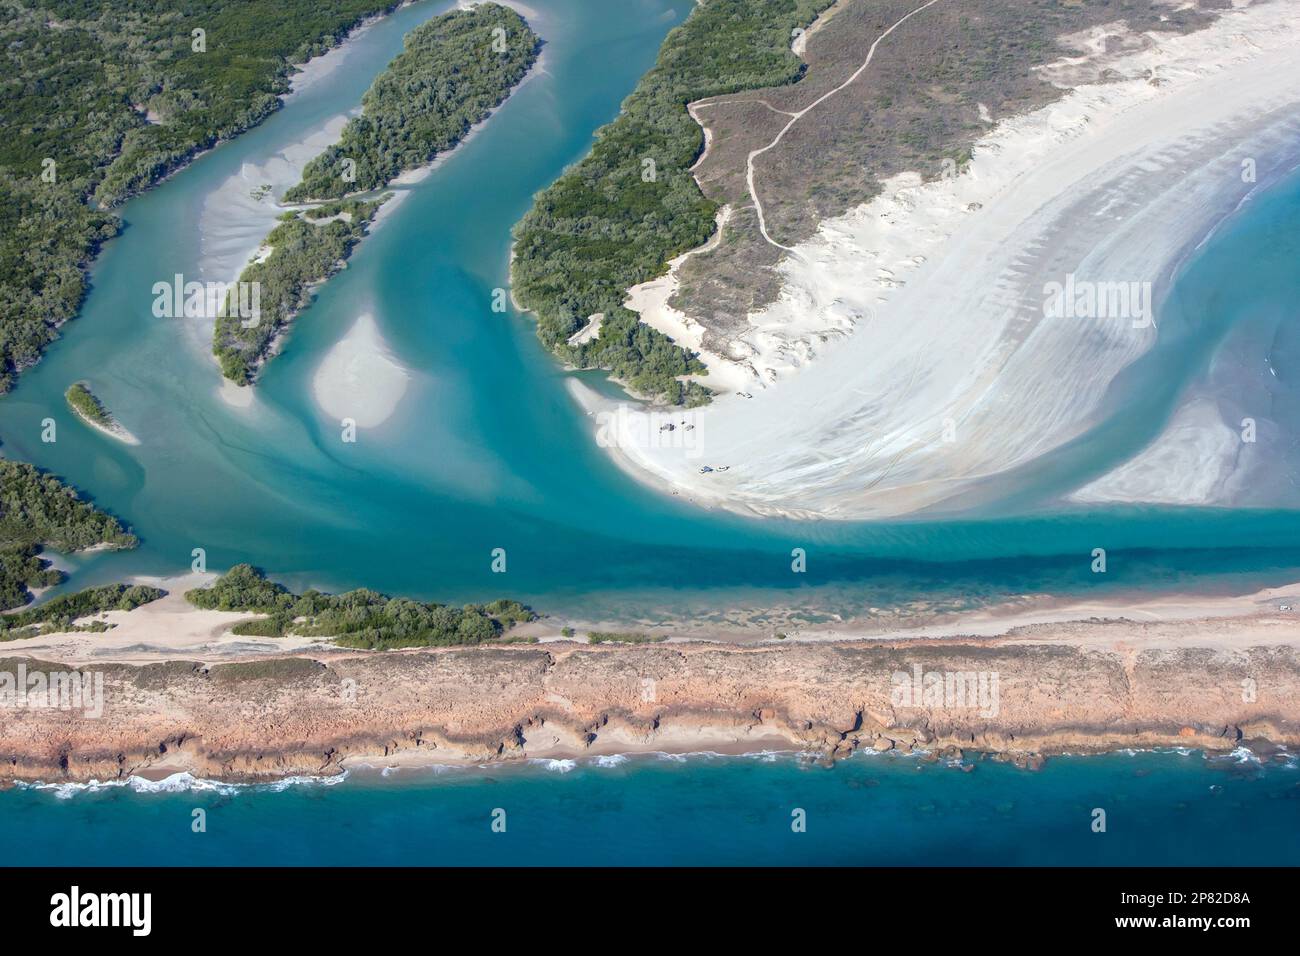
596, 0, 1300, 519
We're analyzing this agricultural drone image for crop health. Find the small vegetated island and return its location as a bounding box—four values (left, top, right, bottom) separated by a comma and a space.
186, 564, 535, 650
509, 0, 833, 407
213, 197, 385, 383
64, 381, 138, 444
214, 3, 540, 384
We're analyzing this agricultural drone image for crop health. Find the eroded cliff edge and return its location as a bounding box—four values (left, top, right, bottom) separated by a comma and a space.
2, 637, 1296, 784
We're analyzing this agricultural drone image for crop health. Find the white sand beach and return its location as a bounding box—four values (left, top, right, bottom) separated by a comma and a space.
7, 570, 1300, 667
68, 406, 141, 446
1071, 397, 1245, 505
312, 312, 411, 427
596, 0, 1300, 519
0, 572, 329, 666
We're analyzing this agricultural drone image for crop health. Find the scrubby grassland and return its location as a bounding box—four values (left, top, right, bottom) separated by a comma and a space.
509, 0, 833, 407
0, 460, 138, 610
219, 4, 540, 383
286, 3, 539, 201
0, 583, 164, 640
186, 564, 537, 650
64, 382, 114, 429
213, 198, 383, 383
0, 0, 400, 393
671, 0, 1221, 334
587, 631, 666, 644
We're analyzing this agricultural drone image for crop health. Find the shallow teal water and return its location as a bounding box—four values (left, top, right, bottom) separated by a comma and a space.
0, 0, 1297, 620
7, 752, 1298, 866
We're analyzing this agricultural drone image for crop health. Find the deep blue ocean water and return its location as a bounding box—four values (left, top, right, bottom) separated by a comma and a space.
7, 751, 1298, 866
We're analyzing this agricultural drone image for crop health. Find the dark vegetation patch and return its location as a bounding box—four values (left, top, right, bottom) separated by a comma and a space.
0, 460, 140, 611
511, 0, 835, 406
187, 563, 536, 651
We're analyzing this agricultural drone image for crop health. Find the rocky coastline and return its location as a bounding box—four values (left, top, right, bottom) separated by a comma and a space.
3, 636, 1296, 785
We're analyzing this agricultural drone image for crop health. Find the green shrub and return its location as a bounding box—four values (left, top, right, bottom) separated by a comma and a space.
188, 564, 537, 649
587, 631, 667, 644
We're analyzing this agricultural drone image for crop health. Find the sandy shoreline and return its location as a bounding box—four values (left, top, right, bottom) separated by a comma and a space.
6, 569, 1300, 665
67, 405, 140, 446
25, 736, 1285, 794
590, 0, 1300, 520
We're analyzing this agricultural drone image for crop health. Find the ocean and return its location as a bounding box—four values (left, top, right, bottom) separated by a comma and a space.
8, 751, 1298, 866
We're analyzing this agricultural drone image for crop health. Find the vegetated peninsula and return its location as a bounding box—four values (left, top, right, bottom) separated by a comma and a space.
509, 0, 834, 407
65, 382, 138, 445
214, 3, 540, 384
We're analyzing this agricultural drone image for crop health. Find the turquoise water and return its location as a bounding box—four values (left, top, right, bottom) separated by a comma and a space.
7, 751, 1298, 866
0, 0, 1296, 618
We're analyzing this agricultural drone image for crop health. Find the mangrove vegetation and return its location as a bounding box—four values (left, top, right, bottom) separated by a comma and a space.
0, 582, 165, 640
213, 197, 383, 383
0, 0, 404, 392
510, 0, 832, 406
218, 3, 540, 382
186, 563, 537, 650
286, 3, 540, 201
0, 460, 139, 610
